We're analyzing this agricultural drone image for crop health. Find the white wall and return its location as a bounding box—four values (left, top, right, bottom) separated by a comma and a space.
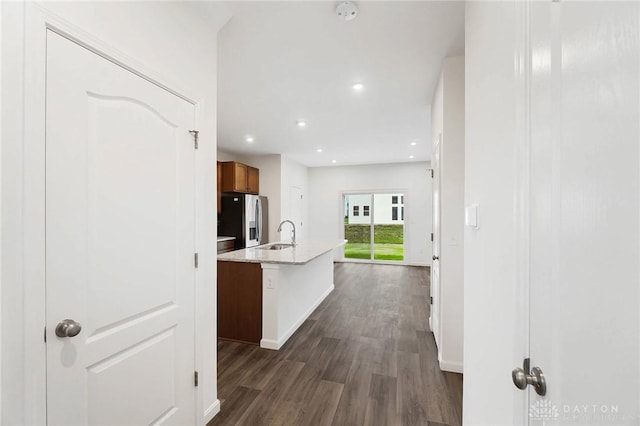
430, 55, 465, 373
217, 150, 237, 162
464, 3, 525, 424
1, 2, 229, 424
1, 4, 24, 421
308, 162, 432, 266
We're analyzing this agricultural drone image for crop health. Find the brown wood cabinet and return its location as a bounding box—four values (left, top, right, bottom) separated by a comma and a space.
216, 238, 235, 254
247, 166, 259, 194
217, 261, 262, 345
221, 161, 259, 194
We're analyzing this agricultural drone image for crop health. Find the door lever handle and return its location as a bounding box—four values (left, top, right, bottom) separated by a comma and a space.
512, 358, 546, 396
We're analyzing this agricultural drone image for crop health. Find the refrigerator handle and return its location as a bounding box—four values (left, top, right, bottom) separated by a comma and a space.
256, 198, 261, 243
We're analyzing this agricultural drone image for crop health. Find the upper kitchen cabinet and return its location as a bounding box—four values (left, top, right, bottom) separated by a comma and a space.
247, 166, 259, 194
221, 161, 259, 194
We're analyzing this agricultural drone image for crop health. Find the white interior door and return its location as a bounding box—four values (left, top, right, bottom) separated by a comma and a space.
527, 1, 640, 423
430, 134, 442, 347
45, 30, 197, 425
290, 186, 303, 242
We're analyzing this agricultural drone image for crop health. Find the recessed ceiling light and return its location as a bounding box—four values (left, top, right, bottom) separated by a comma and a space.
316, 148, 323, 153
409, 155, 415, 159
410, 141, 417, 146
246, 136, 254, 143
332, 160, 337, 164
296, 120, 307, 128
352, 82, 364, 91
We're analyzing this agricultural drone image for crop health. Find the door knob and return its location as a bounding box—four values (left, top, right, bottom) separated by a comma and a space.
55, 319, 82, 338
432, 255, 439, 261
512, 358, 546, 396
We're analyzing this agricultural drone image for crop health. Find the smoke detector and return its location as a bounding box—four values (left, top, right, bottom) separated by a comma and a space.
336, 1, 358, 21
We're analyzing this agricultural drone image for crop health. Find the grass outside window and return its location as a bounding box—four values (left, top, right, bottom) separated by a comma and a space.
344, 224, 404, 261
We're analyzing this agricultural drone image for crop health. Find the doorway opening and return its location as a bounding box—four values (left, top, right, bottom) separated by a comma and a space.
343, 193, 405, 262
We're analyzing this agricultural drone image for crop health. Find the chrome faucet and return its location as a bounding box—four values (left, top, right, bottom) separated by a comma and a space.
277, 220, 296, 246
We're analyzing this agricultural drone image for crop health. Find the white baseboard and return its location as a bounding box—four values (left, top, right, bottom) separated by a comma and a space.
439, 360, 463, 373
260, 284, 334, 350
203, 400, 221, 424
260, 338, 278, 350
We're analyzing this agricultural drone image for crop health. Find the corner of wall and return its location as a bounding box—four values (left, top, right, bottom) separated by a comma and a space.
431, 51, 466, 372
1, 1, 26, 422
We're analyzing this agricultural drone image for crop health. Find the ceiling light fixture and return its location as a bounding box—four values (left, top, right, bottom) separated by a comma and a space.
352, 82, 364, 91
410, 141, 417, 146
246, 136, 254, 143
332, 160, 337, 164
317, 148, 323, 153
296, 120, 307, 128
336, 1, 358, 21
409, 155, 415, 159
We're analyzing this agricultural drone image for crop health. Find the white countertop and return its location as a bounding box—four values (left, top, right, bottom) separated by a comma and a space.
217, 240, 346, 265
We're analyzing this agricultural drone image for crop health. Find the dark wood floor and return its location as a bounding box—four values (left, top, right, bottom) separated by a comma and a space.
209, 263, 462, 426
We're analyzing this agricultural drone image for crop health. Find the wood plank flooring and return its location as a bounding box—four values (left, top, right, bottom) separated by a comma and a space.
209, 263, 463, 426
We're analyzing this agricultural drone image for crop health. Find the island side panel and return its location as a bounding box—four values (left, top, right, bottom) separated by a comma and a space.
260, 266, 280, 350
217, 261, 263, 345
261, 251, 335, 349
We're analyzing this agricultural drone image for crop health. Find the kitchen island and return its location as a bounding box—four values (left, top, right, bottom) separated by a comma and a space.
217, 241, 344, 349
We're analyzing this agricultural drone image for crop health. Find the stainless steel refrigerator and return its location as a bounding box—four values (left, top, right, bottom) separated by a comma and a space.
218, 194, 268, 250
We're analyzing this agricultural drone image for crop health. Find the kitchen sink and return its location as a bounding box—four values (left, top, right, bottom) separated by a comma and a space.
260, 243, 294, 250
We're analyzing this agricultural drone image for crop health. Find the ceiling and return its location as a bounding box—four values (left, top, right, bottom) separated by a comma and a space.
216, 1, 464, 167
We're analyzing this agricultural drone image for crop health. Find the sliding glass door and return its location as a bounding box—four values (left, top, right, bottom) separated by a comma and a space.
343, 193, 404, 262
372, 193, 404, 261
343, 194, 373, 259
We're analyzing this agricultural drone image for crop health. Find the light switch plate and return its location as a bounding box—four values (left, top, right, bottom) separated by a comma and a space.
465, 204, 479, 229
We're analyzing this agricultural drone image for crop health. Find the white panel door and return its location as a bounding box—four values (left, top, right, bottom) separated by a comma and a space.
430, 134, 442, 348
45, 30, 196, 425
291, 186, 303, 242
528, 1, 639, 424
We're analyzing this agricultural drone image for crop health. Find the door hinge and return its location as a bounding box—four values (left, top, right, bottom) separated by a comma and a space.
430, 232, 434, 242
431, 169, 434, 178
189, 130, 199, 150
44, 326, 47, 343
430, 296, 433, 305
194, 253, 199, 269
194, 371, 199, 387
